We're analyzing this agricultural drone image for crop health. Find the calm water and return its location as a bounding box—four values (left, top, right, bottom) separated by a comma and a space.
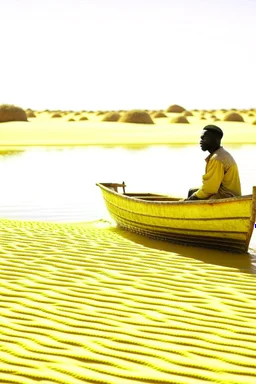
0, 144, 255, 261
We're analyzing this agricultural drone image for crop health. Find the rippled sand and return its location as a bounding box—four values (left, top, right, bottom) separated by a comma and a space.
1, 218, 256, 383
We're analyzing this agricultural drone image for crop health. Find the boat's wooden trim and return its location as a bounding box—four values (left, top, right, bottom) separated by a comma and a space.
107, 209, 248, 236
102, 182, 126, 193
245, 186, 256, 250
126, 196, 181, 201
104, 198, 251, 222
96, 183, 252, 205
124, 193, 167, 197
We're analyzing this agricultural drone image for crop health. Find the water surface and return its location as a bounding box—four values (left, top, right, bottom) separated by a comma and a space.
0, 144, 255, 268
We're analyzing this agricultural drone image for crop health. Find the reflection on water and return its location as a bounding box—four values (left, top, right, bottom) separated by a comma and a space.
0, 144, 255, 253
0, 150, 24, 156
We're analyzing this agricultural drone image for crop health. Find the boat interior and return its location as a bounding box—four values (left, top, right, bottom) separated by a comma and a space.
100, 183, 181, 201
123, 193, 181, 201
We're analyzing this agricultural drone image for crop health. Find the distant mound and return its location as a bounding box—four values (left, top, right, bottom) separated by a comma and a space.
79, 116, 88, 121
182, 111, 193, 116
223, 112, 244, 122
26, 110, 36, 118
68, 118, 75, 122
102, 112, 121, 122
252, 120, 256, 125
170, 116, 189, 124
119, 110, 154, 124
51, 113, 62, 118
0, 104, 28, 122
167, 104, 186, 113
153, 111, 167, 118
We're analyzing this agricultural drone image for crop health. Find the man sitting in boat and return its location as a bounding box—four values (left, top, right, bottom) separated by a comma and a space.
185, 125, 241, 200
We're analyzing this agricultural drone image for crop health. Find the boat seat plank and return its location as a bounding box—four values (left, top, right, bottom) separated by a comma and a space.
124, 193, 164, 196
124, 194, 180, 201
133, 196, 181, 201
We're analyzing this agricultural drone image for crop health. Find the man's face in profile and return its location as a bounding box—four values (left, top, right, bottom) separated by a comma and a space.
200, 130, 213, 151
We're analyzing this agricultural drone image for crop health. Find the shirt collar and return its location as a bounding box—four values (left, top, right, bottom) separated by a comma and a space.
205, 146, 223, 162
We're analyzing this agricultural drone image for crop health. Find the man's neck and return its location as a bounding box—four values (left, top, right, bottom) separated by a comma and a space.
208, 145, 221, 154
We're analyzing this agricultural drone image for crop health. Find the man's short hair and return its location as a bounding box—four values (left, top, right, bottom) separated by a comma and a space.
203, 125, 223, 139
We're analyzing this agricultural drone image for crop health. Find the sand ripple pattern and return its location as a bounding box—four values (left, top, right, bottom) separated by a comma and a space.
0, 219, 256, 384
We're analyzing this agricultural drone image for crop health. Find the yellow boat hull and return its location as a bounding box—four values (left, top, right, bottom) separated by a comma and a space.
97, 183, 256, 253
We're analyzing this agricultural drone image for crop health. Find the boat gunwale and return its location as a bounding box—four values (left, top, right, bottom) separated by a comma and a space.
96, 183, 253, 205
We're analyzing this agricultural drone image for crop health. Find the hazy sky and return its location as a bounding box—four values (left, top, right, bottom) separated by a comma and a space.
1, 0, 255, 111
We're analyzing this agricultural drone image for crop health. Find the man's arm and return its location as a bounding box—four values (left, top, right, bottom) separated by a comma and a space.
195, 159, 224, 199
185, 159, 224, 201
185, 194, 200, 201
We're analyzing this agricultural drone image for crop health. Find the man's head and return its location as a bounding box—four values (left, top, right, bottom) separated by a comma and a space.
200, 125, 223, 152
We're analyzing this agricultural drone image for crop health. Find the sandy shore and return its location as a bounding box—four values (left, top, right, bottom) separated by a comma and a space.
0, 217, 256, 383
0, 117, 256, 149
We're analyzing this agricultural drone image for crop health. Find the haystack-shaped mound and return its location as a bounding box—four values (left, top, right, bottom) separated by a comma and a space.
166, 104, 186, 113
96, 111, 105, 116
74, 112, 80, 116
153, 111, 167, 118
182, 111, 193, 116
223, 112, 244, 122
0, 104, 28, 122
252, 120, 256, 125
79, 116, 88, 121
67, 118, 75, 122
26, 110, 36, 118
51, 113, 62, 118
102, 112, 121, 122
119, 110, 154, 124
170, 116, 189, 124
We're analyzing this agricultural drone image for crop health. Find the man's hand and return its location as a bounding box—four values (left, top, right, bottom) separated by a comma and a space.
184, 194, 200, 201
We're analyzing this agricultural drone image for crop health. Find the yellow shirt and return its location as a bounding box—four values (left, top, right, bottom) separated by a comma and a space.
195, 147, 241, 199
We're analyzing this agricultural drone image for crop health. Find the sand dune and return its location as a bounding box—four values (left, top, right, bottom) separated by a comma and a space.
0, 108, 256, 148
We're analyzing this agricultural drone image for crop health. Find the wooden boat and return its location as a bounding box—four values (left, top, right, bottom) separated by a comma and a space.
96, 182, 256, 254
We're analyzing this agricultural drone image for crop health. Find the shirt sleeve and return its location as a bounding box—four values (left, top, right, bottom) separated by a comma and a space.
195, 159, 224, 199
